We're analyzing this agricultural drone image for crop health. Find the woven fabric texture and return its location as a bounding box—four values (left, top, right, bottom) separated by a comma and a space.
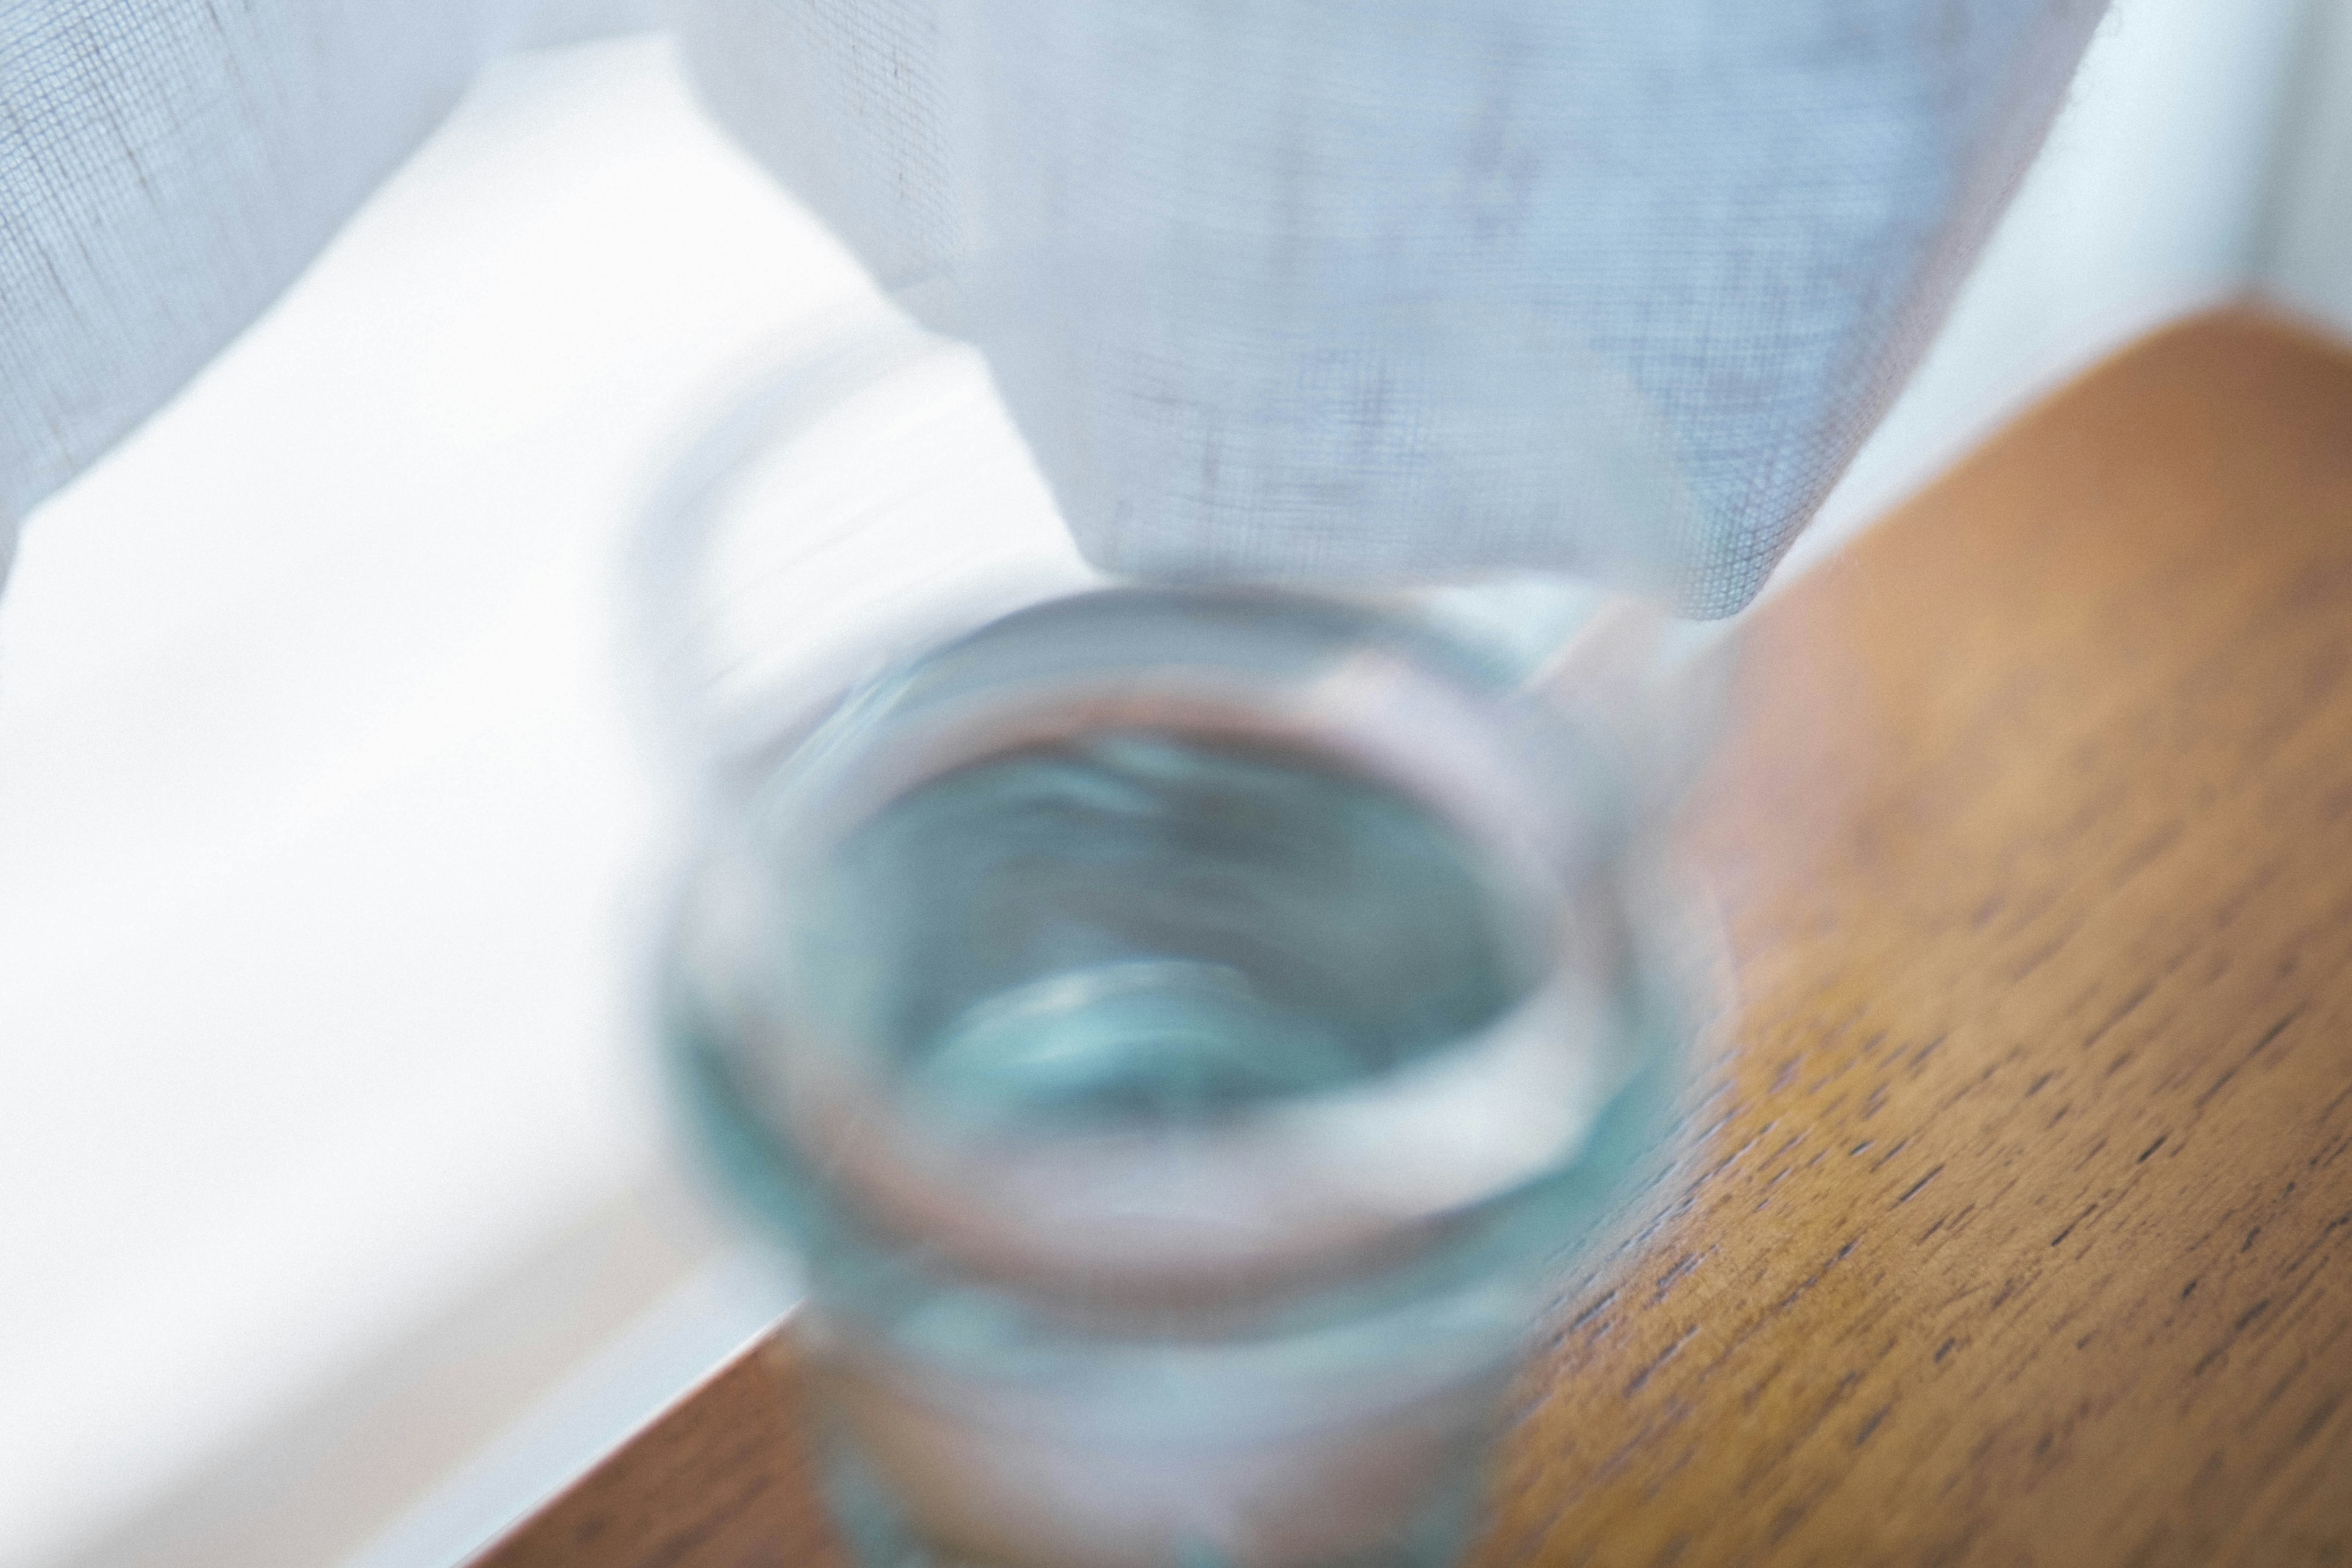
674, 1, 2106, 614
3, 2, 2105, 611
0, 0, 512, 557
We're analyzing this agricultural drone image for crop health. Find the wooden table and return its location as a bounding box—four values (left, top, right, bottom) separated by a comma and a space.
478, 313, 2352, 1567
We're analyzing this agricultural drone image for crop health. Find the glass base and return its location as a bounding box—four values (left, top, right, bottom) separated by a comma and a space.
813, 1387, 1493, 1568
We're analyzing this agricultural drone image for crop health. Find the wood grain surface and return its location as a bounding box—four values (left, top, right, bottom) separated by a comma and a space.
474, 312, 2352, 1568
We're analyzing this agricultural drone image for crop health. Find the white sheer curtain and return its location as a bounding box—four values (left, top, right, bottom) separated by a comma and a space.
2, 0, 2104, 610
0, 1, 506, 546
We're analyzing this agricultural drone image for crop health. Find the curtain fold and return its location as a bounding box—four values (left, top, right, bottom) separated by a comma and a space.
0, 0, 533, 569
3, 1, 2106, 611
672, 1, 2108, 614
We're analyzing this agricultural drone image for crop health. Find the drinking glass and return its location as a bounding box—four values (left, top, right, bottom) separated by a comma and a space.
631, 316, 1716, 1568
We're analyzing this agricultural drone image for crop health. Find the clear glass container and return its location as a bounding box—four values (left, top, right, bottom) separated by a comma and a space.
631, 317, 1717, 1568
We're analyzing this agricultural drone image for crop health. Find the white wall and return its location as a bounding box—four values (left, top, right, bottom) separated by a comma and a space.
2263, 0, 2352, 333
0, 39, 861, 1568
